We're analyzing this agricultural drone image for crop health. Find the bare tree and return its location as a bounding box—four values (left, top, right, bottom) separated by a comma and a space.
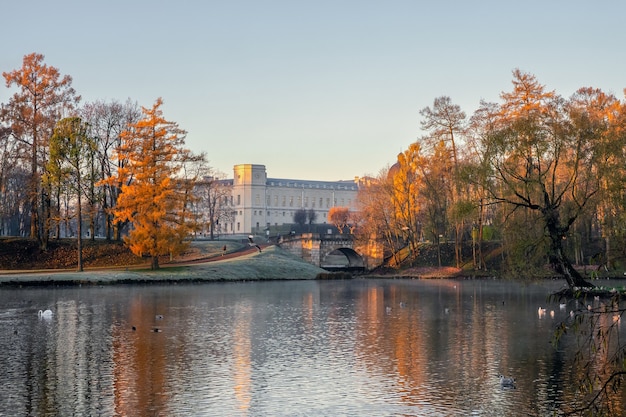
293, 208, 307, 231
306, 209, 317, 229
194, 168, 231, 240
80, 99, 141, 240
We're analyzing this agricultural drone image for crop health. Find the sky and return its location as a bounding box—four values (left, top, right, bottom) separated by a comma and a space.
1, 1, 625, 181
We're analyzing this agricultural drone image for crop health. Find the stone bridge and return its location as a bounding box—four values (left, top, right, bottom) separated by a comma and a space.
278, 233, 383, 271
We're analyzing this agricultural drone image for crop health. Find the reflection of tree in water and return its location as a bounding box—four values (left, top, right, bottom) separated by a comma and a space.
112, 299, 169, 415
554, 297, 626, 416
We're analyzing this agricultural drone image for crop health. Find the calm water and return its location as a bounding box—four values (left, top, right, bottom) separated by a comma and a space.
0, 278, 623, 416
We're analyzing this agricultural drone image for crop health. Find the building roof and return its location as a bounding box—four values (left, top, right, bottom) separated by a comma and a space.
266, 178, 358, 191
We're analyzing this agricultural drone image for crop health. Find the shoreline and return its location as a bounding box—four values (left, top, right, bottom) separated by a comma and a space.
0, 246, 328, 286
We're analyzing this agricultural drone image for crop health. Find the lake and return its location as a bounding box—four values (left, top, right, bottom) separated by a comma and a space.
0, 278, 623, 416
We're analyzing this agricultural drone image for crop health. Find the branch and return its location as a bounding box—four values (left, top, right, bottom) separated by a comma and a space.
564, 371, 626, 416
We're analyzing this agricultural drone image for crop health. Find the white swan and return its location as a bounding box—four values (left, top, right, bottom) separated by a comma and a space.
38, 309, 53, 319
499, 375, 516, 388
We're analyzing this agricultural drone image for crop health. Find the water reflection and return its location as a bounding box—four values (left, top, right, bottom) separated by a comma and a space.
1, 279, 625, 416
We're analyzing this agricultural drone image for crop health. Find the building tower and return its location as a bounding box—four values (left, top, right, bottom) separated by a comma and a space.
232, 164, 267, 234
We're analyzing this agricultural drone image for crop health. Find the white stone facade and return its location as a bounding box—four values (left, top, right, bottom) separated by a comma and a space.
227, 164, 360, 235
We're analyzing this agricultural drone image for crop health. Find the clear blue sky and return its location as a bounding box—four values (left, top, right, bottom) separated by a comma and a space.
2, 1, 625, 180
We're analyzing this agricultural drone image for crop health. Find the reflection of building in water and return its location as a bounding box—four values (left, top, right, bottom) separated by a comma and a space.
232, 303, 252, 412
198, 164, 362, 235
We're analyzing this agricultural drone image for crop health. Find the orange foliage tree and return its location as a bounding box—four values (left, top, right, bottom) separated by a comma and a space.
328, 206, 352, 234
1, 52, 80, 246
110, 98, 198, 269
391, 142, 423, 262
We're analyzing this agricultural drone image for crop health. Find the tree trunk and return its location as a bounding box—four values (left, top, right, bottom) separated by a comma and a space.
455, 222, 463, 268
151, 256, 159, 270
544, 208, 593, 288
76, 186, 83, 272
548, 242, 592, 288
435, 235, 442, 268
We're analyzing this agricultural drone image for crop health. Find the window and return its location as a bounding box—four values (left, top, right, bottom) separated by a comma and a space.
255, 194, 260, 205
282, 196, 286, 207
304, 197, 308, 207
237, 194, 241, 205
326, 198, 330, 208
319, 198, 323, 207
274, 195, 278, 206
289, 197, 294, 207
237, 222, 240, 231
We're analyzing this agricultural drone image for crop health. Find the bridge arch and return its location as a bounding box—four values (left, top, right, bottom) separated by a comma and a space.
278, 233, 382, 270
320, 247, 365, 269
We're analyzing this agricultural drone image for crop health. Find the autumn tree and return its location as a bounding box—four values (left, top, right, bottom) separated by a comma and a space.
567, 87, 625, 269
482, 70, 616, 288
417, 141, 451, 267
465, 100, 501, 270
109, 98, 197, 270
419, 96, 468, 267
328, 206, 351, 234
1, 53, 80, 246
390, 143, 423, 263
47, 117, 94, 271
354, 168, 402, 265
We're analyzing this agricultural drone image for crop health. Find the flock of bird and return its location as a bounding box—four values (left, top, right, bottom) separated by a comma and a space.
38, 308, 167, 332
37, 294, 619, 394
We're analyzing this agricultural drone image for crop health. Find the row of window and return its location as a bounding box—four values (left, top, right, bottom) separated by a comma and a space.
233, 194, 352, 208
268, 181, 356, 191
252, 210, 329, 218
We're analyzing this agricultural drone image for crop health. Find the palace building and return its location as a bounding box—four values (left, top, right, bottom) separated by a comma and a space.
224, 164, 361, 235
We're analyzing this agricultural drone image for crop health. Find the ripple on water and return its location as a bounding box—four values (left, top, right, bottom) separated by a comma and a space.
0, 280, 624, 416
